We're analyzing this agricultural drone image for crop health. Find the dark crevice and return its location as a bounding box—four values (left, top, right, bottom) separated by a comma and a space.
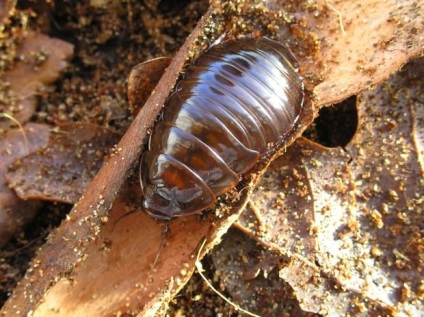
304, 96, 358, 148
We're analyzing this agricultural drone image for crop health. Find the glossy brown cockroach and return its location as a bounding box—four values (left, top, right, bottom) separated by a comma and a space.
140, 37, 304, 221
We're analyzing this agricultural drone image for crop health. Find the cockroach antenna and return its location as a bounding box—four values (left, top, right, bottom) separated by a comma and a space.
152, 221, 170, 269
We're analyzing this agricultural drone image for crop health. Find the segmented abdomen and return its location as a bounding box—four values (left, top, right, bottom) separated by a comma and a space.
141, 37, 304, 220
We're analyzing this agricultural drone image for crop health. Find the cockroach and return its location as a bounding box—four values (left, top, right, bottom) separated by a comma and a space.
140, 37, 305, 221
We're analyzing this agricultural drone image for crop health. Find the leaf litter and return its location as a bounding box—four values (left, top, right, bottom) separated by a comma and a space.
6, 123, 121, 204
231, 59, 424, 316
0, 123, 49, 247
0, 7, 74, 248
0, 31, 74, 129
1, 0, 423, 316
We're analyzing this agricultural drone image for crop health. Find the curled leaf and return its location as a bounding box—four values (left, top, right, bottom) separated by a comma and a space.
6, 122, 121, 204
127, 57, 172, 116
0, 123, 50, 247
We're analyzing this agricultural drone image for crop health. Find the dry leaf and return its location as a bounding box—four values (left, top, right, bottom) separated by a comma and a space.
237, 59, 423, 315
237, 141, 321, 262
0, 123, 50, 247
209, 228, 314, 316
0, 31, 73, 129
127, 57, 172, 116
280, 0, 424, 105
6, 122, 121, 204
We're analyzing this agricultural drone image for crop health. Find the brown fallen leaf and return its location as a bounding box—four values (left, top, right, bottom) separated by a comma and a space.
339, 58, 422, 315
236, 140, 322, 262
237, 58, 423, 315
1, 0, 422, 316
6, 122, 121, 204
0, 123, 50, 247
0, 31, 74, 129
210, 228, 314, 316
282, 0, 424, 105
